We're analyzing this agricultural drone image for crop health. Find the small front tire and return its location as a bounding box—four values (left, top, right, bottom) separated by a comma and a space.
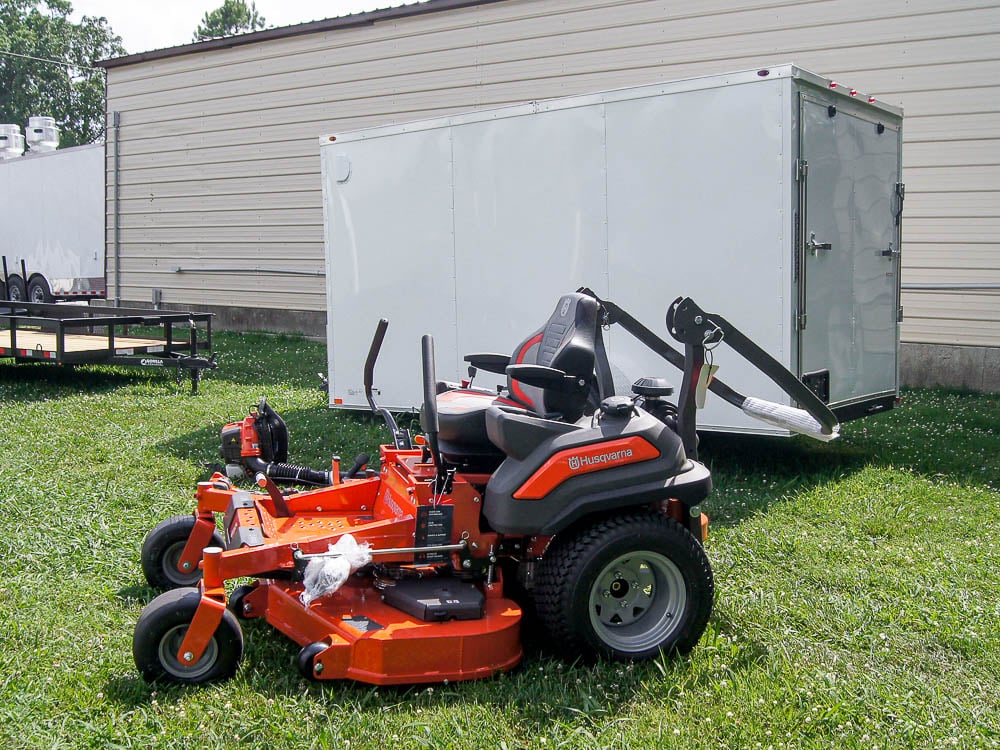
297, 642, 328, 680
141, 515, 225, 590
534, 510, 713, 661
133, 587, 243, 684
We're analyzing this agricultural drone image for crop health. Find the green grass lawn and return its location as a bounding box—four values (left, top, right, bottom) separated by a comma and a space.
1, 333, 998, 749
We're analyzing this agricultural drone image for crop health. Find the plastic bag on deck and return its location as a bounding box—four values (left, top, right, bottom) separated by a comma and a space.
300, 534, 373, 606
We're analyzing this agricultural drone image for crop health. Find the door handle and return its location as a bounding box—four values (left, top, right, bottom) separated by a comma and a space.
880, 243, 900, 259
807, 232, 832, 255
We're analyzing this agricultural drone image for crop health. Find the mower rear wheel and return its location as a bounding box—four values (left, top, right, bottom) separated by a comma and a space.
133, 587, 243, 684
141, 515, 225, 590
534, 510, 713, 662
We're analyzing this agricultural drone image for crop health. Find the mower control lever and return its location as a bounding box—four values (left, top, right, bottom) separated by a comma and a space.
363, 319, 412, 450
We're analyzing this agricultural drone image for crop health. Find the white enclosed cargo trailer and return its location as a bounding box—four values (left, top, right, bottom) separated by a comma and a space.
320, 65, 903, 435
0, 143, 106, 302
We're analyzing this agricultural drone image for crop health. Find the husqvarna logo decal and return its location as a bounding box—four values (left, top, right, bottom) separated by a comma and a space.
560, 299, 571, 317
514, 438, 659, 500
568, 449, 634, 471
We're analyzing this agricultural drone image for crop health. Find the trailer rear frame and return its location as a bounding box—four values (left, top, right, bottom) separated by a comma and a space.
0, 302, 216, 393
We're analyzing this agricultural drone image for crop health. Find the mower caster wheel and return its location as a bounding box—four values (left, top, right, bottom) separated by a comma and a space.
133, 587, 244, 684
228, 584, 259, 620
534, 510, 713, 662
141, 515, 225, 590
297, 642, 328, 680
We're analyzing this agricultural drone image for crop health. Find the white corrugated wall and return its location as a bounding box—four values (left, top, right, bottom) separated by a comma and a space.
104, 0, 1000, 346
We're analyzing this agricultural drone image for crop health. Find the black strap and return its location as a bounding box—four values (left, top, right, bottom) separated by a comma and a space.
594, 323, 615, 400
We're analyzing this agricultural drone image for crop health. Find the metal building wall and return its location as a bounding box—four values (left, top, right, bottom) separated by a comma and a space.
103, 0, 1000, 361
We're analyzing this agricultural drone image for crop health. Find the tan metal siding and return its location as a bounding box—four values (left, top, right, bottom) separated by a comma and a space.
106, 0, 1000, 346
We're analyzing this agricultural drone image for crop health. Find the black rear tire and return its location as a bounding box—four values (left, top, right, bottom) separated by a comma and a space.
534, 510, 713, 661
133, 587, 243, 684
141, 515, 225, 590
27, 276, 52, 303
5, 276, 26, 302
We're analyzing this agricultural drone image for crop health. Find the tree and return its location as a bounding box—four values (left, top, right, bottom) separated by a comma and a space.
0, 0, 124, 147
193, 0, 266, 42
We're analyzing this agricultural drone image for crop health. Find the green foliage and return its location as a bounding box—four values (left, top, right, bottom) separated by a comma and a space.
193, 0, 266, 42
0, 0, 124, 146
0, 334, 998, 748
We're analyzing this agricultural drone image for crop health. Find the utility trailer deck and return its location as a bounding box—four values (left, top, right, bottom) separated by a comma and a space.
0, 302, 216, 392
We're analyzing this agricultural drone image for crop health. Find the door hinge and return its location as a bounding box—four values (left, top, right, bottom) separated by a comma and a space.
796, 159, 809, 180
894, 182, 905, 226
897, 306, 904, 323
796, 312, 808, 331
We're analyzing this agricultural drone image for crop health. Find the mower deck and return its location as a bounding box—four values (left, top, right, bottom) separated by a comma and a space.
243, 578, 522, 684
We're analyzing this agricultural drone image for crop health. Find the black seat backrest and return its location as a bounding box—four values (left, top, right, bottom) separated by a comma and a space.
506, 292, 601, 421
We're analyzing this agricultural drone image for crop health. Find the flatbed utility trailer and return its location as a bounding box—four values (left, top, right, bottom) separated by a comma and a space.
0, 302, 215, 392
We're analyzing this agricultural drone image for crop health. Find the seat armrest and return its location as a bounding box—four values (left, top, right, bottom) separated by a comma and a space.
506, 364, 587, 392
464, 352, 510, 375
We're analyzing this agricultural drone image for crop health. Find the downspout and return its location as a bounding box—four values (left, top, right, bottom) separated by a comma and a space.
112, 110, 121, 305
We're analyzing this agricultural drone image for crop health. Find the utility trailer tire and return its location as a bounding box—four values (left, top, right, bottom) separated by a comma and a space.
534, 510, 713, 661
133, 587, 243, 684
141, 515, 225, 590
27, 276, 52, 303
4, 276, 26, 302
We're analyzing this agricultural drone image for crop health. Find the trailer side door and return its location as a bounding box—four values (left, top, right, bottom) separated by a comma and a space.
797, 94, 902, 412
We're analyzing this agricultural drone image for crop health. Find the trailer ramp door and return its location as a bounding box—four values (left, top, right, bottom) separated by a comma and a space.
797, 95, 901, 408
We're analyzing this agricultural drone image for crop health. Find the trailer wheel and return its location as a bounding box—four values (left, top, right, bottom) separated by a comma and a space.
4, 276, 26, 302
534, 510, 713, 661
27, 276, 52, 303
141, 515, 225, 590
133, 587, 243, 684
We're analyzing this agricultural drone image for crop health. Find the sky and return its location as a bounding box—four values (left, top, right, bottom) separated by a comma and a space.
69, 0, 420, 56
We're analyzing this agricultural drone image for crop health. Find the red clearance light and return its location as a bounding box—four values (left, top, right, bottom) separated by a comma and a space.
850, 89, 858, 97
869, 96, 877, 103
757, 69, 770, 77
829, 81, 838, 88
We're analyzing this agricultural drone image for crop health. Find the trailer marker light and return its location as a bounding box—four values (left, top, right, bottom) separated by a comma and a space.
829, 81, 838, 88
334, 397, 343, 405
757, 69, 770, 77
869, 96, 877, 104
850, 89, 858, 97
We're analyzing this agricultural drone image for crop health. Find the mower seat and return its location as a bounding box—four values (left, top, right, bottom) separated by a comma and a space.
436, 293, 609, 465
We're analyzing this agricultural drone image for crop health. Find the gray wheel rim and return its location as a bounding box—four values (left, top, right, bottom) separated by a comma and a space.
29, 286, 44, 303
588, 550, 687, 653
157, 623, 218, 680
162, 540, 199, 586
8, 285, 23, 302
